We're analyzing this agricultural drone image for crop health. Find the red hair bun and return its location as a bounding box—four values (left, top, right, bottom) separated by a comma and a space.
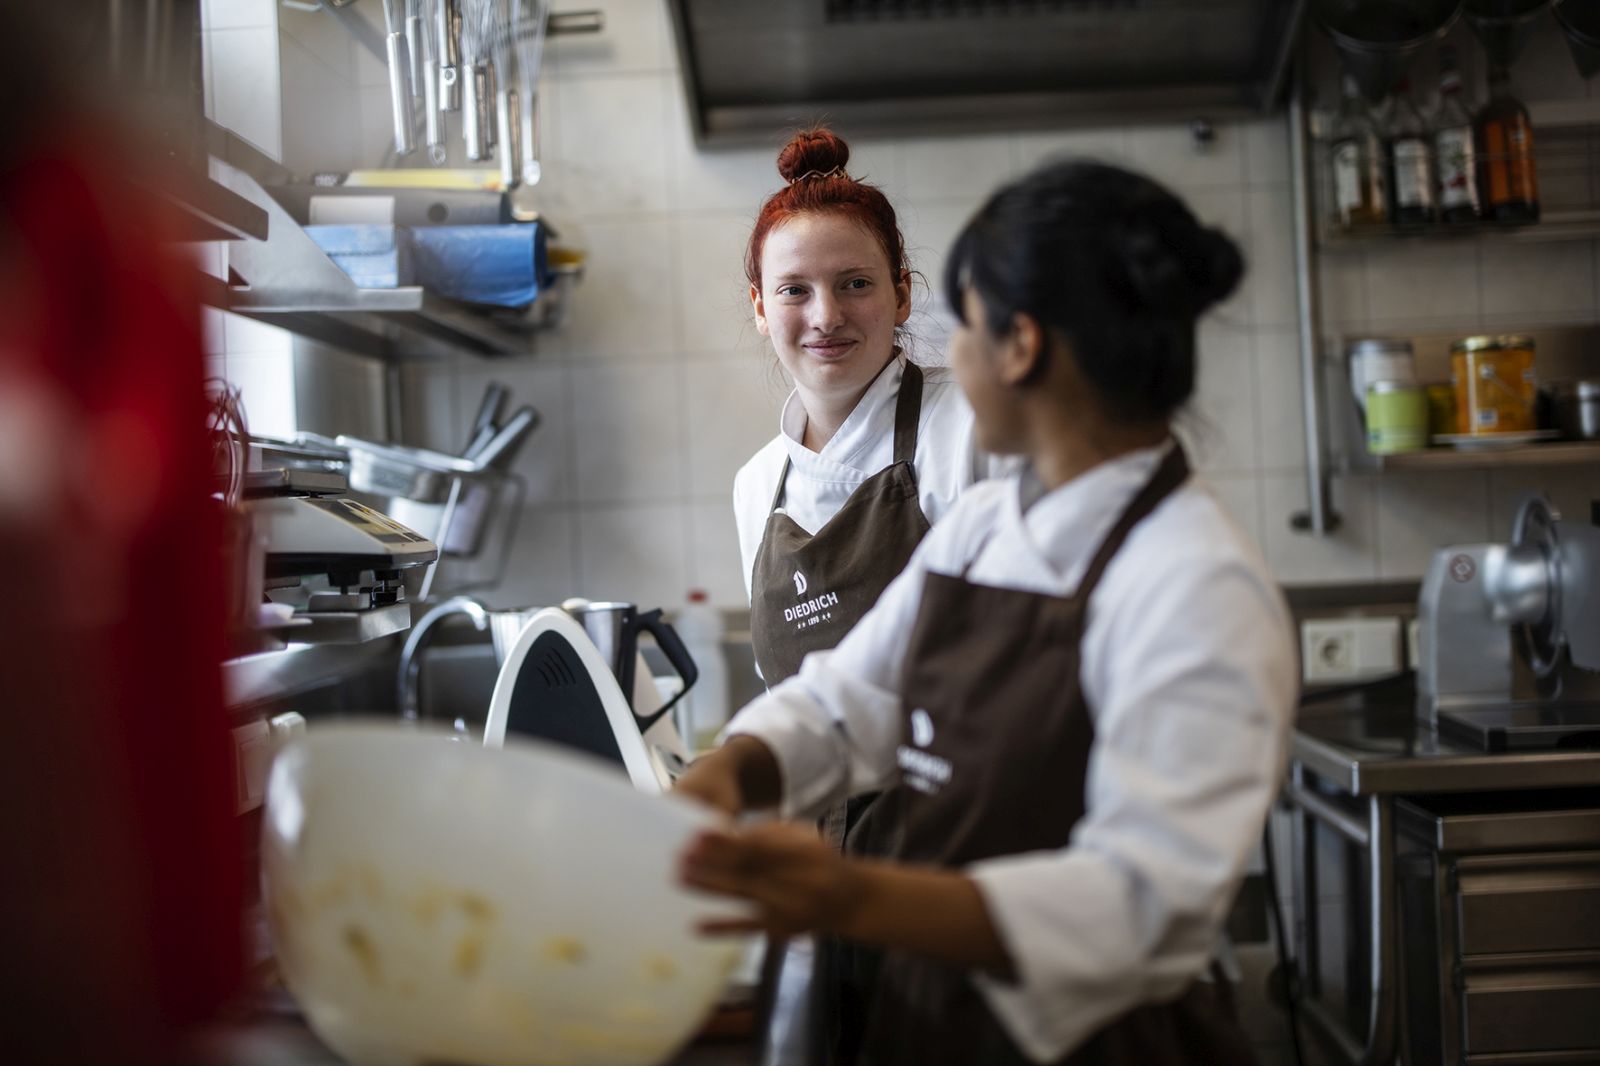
776, 127, 850, 183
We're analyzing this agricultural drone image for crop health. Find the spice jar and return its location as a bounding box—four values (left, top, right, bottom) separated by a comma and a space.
1450, 335, 1537, 435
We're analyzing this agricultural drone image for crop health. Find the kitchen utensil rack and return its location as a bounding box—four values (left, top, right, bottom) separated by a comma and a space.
208, 152, 579, 359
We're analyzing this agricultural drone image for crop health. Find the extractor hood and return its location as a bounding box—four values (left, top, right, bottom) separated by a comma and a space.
668, 0, 1306, 147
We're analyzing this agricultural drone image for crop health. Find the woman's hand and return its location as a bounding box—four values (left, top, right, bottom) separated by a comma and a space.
671, 735, 783, 818
679, 821, 861, 939
682, 821, 1016, 974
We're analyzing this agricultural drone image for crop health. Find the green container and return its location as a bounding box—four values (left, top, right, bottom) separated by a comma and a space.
1366, 380, 1428, 454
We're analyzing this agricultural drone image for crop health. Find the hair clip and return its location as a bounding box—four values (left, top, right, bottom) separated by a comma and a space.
789, 166, 846, 185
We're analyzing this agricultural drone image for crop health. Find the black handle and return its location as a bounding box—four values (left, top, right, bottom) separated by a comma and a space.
629, 608, 699, 734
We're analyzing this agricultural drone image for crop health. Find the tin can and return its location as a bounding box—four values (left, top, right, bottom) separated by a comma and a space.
1450, 335, 1536, 435
1366, 380, 1428, 454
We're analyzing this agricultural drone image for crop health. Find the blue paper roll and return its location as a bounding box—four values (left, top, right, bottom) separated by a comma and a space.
409, 223, 549, 309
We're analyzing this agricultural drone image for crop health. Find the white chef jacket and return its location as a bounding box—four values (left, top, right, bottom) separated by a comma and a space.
732, 353, 1007, 601
722, 442, 1297, 1063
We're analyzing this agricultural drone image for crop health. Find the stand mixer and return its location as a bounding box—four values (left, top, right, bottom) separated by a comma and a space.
1416, 496, 1600, 749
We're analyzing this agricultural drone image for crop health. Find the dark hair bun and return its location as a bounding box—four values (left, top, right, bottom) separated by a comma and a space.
1115, 221, 1243, 317
777, 127, 850, 183
1194, 227, 1244, 309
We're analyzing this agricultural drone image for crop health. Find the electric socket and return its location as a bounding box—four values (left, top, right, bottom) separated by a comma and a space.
1301, 617, 1403, 684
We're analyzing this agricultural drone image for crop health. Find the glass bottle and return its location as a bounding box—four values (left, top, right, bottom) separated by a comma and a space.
1433, 49, 1481, 224
1385, 78, 1436, 227
1330, 74, 1389, 230
1476, 65, 1540, 224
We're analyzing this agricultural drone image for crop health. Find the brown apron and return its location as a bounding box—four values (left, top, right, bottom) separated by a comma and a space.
749, 359, 932, 1066
859, 442, 1258, 1066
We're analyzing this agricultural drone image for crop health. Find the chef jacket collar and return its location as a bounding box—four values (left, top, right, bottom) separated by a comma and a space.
777, 351, 907, 482
1004, 439, 1177, 585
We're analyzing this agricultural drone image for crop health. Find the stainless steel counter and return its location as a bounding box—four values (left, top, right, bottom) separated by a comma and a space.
1294, 699, 1600, 795
1287, 680, 1600, 1065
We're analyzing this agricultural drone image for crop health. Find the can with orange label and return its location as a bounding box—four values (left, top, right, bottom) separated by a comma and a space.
1450, 335, 1536, 435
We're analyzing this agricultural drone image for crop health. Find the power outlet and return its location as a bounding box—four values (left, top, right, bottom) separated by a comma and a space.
1301, 617, 1403, 684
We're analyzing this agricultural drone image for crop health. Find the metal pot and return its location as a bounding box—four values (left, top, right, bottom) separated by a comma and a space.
1549, 379, 1600, 440
1554, 0, 1600, 78
1312, 0, 1463, 99
1464, 0, 1551, 66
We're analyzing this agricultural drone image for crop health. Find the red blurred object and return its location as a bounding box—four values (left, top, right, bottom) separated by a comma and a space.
0, 130, 243, 1061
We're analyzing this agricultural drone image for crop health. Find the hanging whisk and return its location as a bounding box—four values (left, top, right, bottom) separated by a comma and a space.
457, 0, 497, 161
512, 0, 549, 186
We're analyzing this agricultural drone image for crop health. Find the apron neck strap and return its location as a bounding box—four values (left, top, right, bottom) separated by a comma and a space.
771, 357, 925, 513
1073, 441, 1189, 599
892, 359, 924, 466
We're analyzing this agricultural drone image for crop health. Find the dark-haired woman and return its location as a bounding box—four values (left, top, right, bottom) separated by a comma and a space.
677, 160, 1297, 1065
732, 127, 1008, 1062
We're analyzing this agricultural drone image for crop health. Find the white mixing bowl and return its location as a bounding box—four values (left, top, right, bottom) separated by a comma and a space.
262, 722, 745, 1066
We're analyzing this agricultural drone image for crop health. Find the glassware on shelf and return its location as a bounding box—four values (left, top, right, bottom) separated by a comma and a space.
1477, 65, 1540, 224
1330, 73, 1390, 230
1433, 48, 1482, 225
1385, 77, 1436, 227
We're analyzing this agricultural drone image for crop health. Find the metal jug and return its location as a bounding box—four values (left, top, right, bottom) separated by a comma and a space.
561, 599, 700, 730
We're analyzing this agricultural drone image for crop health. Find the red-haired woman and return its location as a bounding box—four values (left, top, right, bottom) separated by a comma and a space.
731, 127, 1007, 1062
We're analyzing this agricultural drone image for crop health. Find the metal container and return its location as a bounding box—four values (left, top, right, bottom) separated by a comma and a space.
1549, 379, 1600, 440
1348, 338, 1418, 414
1450, 335, 1537, 435
1366, 380, 1429, 454
1312, 0, 1463, 100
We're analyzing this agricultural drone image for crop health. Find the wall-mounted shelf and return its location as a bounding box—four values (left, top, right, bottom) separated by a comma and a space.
205, 155, 577, 360
1319, 215, 1600, 251
155, 174, 270, 242
1289, 55, 1600, 533
1327, 324, 1600, 476
1352, 441, 1600, 472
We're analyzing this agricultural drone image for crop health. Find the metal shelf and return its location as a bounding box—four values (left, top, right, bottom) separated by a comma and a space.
1358, 441, 1600, 472
1319, 215, 1600, 252
158, 175, 270, 242
207, 155, 576, 360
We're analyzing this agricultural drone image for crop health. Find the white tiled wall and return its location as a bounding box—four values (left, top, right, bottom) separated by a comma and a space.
206, 3, 1600, 608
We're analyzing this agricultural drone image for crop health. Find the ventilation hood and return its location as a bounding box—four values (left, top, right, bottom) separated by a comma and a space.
668, 0, 1305, 147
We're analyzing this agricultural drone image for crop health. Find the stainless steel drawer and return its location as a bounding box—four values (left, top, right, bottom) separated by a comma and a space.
1456, 852, 1600, 956
1461, 954, 1600, 1056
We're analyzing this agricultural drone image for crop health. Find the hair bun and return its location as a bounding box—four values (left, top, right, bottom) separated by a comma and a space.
777, 127, 851, 183
1193, 226, 1244, 310
1114, 221, 1243, 317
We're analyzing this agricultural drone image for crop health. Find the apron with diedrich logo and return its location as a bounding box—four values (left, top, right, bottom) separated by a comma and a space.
859, 443, 1258, 1066
749, 360, 932, 1066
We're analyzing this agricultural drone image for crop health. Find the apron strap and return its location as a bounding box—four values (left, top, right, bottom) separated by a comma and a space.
771, 358, 925, 514
769, 457, 793, 515
1074, 441, 1190, 600
892, 359, 924, 466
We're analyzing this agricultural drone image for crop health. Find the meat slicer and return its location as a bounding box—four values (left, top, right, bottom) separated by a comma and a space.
1416, 496, 1600, 750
